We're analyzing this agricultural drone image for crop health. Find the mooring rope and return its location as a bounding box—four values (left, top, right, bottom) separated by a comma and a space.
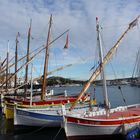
53, 127, 62, 140
16, 124, 48, 136
118, 86, 127, 106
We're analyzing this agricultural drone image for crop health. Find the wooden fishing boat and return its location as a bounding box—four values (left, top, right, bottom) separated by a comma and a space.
4, 93, 90, 119
2, 15, 90, 119
62, 15, 140, 139
64, 104, 140, 139
14, 102, 99, 127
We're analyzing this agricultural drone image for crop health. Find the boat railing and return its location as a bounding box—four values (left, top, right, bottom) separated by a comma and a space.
110, 106, 127, 113
127, 104, 140, 109
84, 106, 128, 117
84, 110, 106, 117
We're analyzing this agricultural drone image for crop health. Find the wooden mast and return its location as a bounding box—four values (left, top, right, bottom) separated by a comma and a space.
70, 15, 140, 111
0, 29, 69, 91
41, 15, 52, 101
33, 64, 72, 82
0, 29, 69, 75
14, 32, 19, 95
24, 20, 32, 96
6, 41, 9, 92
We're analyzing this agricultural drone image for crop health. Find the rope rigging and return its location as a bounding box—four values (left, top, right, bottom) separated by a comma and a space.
70, 15, 140, 111
134, 22, 140, 78
118, 86, 127, 106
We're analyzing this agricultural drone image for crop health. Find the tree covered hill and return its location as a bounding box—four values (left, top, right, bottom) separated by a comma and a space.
45, 76, 86, 86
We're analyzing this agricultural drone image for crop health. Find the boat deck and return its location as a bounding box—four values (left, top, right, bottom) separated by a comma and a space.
85, 105, 140, 120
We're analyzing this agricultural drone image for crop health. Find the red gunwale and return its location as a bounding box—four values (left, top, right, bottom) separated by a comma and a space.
65, 105, 140, 126
4, 94, 88, 105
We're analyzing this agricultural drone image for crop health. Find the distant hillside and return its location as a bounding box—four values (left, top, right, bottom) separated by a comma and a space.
46, 76, 86, 86
16, 76, 137, 89
36, 76, 136, 86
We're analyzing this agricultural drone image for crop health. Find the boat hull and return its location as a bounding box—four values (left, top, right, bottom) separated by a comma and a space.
63, 120, 140, 138
14, 108, 63, 127
4, 105, 14, 119
63, 104, 140, 138
14, 103, 97, 127
3, 94, 80, 119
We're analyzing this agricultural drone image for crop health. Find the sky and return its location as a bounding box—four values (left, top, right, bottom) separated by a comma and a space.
0, 0, 140, 80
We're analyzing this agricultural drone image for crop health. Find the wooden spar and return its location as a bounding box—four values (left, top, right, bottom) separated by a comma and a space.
6, 41, 9, 92
33, 64, 72, 81
0, 58, 6, 90
47, 64, 72, 75
6, 64, 72, 93
0, 47, 41, 74
0, 29, 69, 75
30, 63, 33, 106
0, 29, 69, 91
0, 57, 7, 84
0, 55, 34, 90
0, 63, 72, 93
69, 15, 140, 111
24, 20, 32, 96
2, 56, 14, 71
14, 32, 19, 95
1, 58, 7, 68
7, 83, 27, 93
41, 15, 52, 101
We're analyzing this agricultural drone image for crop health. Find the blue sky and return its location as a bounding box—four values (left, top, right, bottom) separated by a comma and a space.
0, 0, 140, 80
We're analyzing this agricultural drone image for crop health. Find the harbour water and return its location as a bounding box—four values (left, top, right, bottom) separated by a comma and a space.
0, 85, 140, 140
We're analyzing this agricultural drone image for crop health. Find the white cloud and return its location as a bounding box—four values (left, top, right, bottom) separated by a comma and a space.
0, 0, 140, 79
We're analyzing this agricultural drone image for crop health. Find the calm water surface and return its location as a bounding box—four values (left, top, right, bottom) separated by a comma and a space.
0, 85, 139, 140
50, 85, 140, 108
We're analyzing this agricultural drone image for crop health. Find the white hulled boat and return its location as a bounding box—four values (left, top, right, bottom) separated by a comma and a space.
2, 15, 90, 119
64, 104, 140, 139
62, 15, 140, 139
14, 102, 102, 127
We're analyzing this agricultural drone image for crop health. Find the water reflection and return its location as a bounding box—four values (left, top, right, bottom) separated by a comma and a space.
0, 116, 14, 135
0, 116, 67, 140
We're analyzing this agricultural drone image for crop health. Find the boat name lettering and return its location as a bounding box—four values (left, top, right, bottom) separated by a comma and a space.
17, 110, 29, 116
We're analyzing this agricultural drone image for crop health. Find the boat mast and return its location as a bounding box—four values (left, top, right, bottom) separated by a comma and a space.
0, 29, 69, 76
0, 29, 69, 90
24, 20, 32, 97
41, 15, 52, 101
137, 49, 140, 83
70, 15, 140, 111
30, 63, 33, 106
34, 64, 72, 82
6, 41, 9, 93
14, 32, 19, 95
96, 17, 109, 110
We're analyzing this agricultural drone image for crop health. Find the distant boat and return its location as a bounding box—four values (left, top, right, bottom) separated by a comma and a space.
62, 16, 140, 139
